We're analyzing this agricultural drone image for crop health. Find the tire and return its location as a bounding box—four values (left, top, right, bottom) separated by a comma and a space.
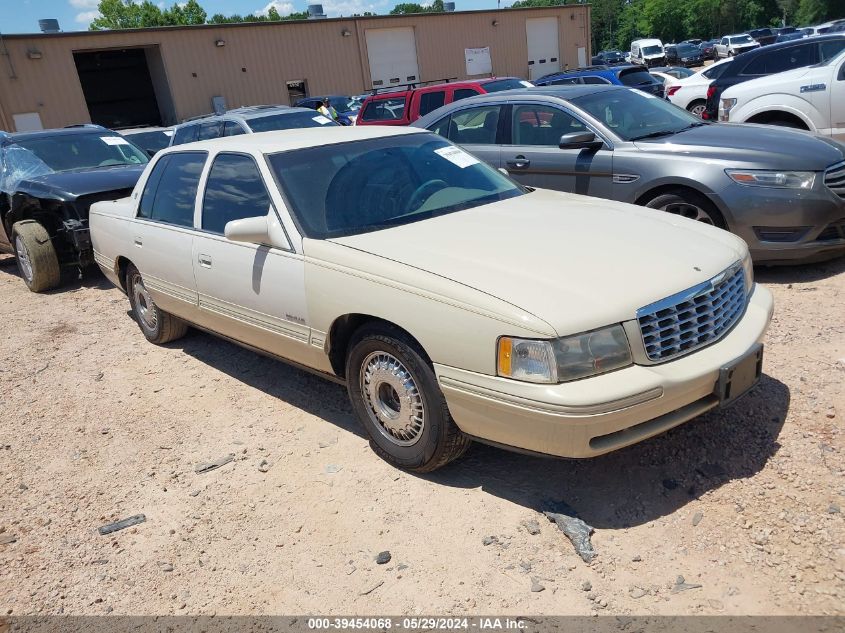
125, 264, 188, 344
345, 324, 471, 472
644, 188, 726, 229
687, 100, 706, 119
11, 220, 60, 293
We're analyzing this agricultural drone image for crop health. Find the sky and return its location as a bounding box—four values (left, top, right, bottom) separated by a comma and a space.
0, 0, 504, 34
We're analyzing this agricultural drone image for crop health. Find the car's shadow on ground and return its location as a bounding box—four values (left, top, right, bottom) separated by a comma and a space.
755, 253, 845, 285
175, 322, 789, 530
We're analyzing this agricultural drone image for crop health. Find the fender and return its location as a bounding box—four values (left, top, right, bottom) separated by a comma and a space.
732, 94, 820, 132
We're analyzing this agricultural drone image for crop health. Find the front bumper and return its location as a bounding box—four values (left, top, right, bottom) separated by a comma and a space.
435, 284, 773, 459
711, 182, 845, 264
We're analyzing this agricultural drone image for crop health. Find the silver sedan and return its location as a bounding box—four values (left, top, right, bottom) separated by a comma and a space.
413, 85, 845, 264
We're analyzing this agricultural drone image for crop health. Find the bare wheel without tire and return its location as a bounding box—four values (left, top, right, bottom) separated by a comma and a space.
125, 264, 188, 344
644, 189, 726, 229
12, 220, 61, 293
346, 325, 471, 472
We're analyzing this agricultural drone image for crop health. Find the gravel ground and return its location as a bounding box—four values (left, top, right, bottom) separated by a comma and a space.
0, 253, 843, 616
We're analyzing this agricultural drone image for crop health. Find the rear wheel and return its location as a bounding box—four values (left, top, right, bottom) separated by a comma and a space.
644, 188, 726, 229
345, 324, 471, 472
12, 220, 61, 293
687, 100, 706, 118
125, 264, 188, 344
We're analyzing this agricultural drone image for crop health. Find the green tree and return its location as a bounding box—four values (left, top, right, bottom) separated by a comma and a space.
795, 0, 830, 24
390, 1, 445, 14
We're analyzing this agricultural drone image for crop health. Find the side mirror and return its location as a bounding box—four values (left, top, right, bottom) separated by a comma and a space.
224, 215, 272, 245
498, 167, 510, 177
559, 131, 603, 151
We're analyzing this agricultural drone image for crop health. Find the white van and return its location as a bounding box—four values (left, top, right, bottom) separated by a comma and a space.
630, 38, 666, 67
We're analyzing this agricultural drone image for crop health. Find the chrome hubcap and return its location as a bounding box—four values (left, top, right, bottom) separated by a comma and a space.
360, 352, 424, 446
689, 104, 705, 118
14, 235, 33, 283
131, 274, 157, 330
661, 202, 715, 225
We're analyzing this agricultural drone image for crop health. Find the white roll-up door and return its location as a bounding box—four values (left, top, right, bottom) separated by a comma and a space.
526, 17, 561, 80
365, 27, 421, 89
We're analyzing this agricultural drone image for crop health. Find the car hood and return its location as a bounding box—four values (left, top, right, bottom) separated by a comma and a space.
329, 189, 745, 336
15, 165, 146, 201
634, 123, 845, 170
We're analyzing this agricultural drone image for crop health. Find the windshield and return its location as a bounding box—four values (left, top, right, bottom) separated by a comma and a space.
732, 35, 754, 44
571, 89, 701, 141
247, 111, 339, 132
124, 130, 172, 153
13, 133, 148, 171
268, 133, 524, 239
329, 97, 359, 112
618, 69, 659, 86
642, 45, 663, 55
677, 45, 699, 55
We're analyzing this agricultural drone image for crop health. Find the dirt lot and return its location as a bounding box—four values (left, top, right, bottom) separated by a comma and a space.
1, 253, 843, 617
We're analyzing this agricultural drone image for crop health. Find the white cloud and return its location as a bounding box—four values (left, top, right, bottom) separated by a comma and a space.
69, 0, 99, 8
258, 1, 295, 15
75, 9, 100, 24
320, 0, 389, 16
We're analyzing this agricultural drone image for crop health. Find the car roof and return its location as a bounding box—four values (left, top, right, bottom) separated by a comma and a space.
364, 77, 513, 99
414, 84, 625, 115
160, 125, 427, 155
729, 33, 843, 61
118, 126, 173, 135
1, 125, 115, 143
540, 64, 641, 80
175, 106, 317, 127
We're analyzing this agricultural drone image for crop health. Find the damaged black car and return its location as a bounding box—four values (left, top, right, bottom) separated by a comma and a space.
0, 125, 148, 292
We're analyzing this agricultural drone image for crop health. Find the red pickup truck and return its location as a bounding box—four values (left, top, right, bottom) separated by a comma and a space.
356, 77, 532, 126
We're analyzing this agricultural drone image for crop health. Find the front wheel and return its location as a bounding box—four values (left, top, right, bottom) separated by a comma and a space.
345, 325, 471, 472
644, 189, 726, 229
125, 264, 188, 344
12, 220, 61, 293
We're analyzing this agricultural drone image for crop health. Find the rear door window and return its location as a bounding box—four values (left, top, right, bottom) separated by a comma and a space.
137, 156, 169, 219
202, 153, 272, 234
453, 88, 481, 102
360, 96, 407, 122
582, 76, 611, 84
418, 90, 447, 116
742, 45, 816, 75
146, 152, 205, 228
445, 106, 501, 145
550, 77, 582, 85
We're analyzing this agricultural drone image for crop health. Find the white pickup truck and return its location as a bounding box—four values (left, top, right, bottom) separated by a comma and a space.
720, 48, 845, 140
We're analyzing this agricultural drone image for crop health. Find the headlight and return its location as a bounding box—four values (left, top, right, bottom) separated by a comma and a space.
497, 325, 633, 384
726, 169, 815, 189
741, 251, 754, 295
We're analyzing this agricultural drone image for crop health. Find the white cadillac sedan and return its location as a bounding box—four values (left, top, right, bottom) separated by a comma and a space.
89, 127, 773, 472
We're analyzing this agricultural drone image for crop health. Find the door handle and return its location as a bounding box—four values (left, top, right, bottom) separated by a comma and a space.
133, 237, 142, 247
198, 254, 212, 268
507, 155, 531, 169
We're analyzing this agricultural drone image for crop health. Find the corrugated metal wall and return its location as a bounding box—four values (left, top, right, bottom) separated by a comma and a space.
0, 6, 590, 131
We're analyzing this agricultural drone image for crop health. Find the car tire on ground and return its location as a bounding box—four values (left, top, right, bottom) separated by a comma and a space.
125, 263, 188, 344
12, 220, 61, 293
644, 189, 726, 229
345, 324, 471, 472
687, 100, 707, 118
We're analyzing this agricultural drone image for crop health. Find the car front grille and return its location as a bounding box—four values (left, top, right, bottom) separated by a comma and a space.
637, 262, 746, 363
824, 160, 845, 199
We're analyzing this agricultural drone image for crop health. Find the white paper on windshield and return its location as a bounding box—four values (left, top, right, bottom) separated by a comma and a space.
313, 115, 332, 125
102, 136, 130, 145
520, 80, 534, 88
164, 130, 174, 136
434, 146, 479, 169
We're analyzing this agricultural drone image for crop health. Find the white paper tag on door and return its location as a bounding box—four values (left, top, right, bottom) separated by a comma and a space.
434, 146, 479, 168
102, 136, 130, 145
313, 116, 332, 125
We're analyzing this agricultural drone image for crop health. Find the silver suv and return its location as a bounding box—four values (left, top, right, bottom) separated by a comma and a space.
170, 105, 338, 146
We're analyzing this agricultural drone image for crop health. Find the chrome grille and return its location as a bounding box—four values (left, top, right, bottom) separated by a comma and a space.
637, 263, 746, 363
825, 160, 845, 199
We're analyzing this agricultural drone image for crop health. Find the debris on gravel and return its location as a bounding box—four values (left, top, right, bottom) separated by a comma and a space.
671, 575, 703, 593
97, 514, 146, 535
375, 551, 391, 565
629, 586, 648, 599
522, 519, 541, 535
543, 500, 597, 563
580, 581, 592, 592
692, 512, 704, 526
194, 454, 234, 474
530, 577, 545, 593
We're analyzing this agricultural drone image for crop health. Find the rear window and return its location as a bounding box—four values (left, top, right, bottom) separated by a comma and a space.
482, 78, 531, 92
360, 96, 407, 122
172, 124, 199, 146
138, 151, 205, 227
246, 111, 338, 132
618, 69, 657, 86
702, 61, 730, 79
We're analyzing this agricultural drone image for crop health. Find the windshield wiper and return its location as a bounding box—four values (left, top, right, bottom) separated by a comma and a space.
630, 129, 676, 141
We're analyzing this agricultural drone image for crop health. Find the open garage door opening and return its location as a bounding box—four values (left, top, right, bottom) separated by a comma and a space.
73, 46, 175, 129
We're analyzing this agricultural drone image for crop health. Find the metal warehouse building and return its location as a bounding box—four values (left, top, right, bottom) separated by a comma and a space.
0, 5, 591, 132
